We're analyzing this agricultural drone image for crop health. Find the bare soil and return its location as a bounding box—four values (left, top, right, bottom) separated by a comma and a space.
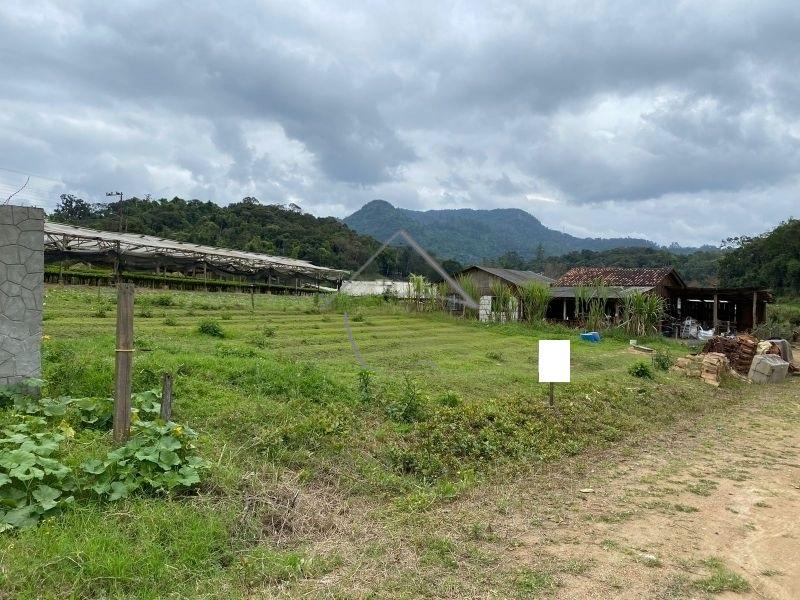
499, 382, 800, 599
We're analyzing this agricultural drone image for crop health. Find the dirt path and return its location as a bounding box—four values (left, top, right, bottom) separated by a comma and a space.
288, 381, 799, 599
502, 382, 800, 599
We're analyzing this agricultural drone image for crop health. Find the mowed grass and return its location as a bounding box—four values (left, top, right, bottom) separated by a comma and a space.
1, 285, 751, 598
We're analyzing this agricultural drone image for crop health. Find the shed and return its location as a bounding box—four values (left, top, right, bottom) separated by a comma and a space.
549, 266, 772, 333
458, 265, 553, 296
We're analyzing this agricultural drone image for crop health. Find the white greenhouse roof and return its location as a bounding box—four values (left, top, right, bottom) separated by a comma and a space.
43, 221, 347, 281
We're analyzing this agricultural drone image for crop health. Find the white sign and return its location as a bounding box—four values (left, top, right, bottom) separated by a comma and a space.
538, 340, 571, 383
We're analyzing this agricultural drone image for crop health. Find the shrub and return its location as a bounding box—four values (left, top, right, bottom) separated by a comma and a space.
248, 325, 277, 348
653, 350, 672, 371
197, 319, 225, 338
1, 388, 208, 530
436, 390, 461, 407
753, 317, 794, 341
628, 361, 654, 379
357, 369, 375, 404
146, 294, 176, 307
386, 377, 426, 423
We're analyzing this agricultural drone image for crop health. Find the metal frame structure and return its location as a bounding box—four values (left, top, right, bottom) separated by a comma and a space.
43, 221, 347, 286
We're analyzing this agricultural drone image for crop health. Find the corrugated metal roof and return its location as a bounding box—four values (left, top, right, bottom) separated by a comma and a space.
553, 266, 678, 287
464, 266, 553, 286
43, 221, 348, 280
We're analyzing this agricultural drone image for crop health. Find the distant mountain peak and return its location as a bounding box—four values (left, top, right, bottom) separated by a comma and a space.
344, 200, 654, 263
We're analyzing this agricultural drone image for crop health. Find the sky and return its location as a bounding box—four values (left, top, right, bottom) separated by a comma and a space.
1, 0, 799, 247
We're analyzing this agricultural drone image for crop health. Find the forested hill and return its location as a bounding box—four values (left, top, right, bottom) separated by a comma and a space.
344, 199, 656, 263
719, 218, 800, 295
49, 195, 444, 278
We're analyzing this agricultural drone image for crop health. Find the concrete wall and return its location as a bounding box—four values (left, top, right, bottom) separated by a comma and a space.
0, 205, 44, 387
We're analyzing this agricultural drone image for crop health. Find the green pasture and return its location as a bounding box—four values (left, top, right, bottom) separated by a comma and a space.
0, 286, 776, 598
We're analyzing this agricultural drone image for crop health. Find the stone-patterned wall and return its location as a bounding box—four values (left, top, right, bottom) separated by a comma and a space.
0, 205, 44, 387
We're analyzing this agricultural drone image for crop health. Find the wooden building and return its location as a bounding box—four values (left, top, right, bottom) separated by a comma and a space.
458, 265, 553, 296
548, 266, 772, 333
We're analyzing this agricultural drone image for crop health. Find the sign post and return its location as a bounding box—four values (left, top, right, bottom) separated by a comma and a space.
538, 340, 571, 407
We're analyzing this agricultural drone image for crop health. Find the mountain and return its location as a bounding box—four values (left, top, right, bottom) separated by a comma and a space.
344, 200, 656, 263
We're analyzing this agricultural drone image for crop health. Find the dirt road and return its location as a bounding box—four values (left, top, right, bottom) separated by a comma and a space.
502, 382, 800, 599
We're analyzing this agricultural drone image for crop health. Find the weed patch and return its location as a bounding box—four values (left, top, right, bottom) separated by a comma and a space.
694, 557, 750, 593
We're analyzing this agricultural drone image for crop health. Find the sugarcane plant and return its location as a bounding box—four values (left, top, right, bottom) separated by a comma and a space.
575, 279, 609, 331
456, 274, 479, 319
489, 280, 513, 322
622, 290, 665, 337
519, 280, 551, 323
407, 273, 430, 312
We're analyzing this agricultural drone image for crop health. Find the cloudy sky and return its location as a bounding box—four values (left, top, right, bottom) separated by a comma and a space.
1, 1, 799, 246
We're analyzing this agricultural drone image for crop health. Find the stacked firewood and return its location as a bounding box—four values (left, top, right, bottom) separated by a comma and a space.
700, 353, 730, 387
702, 335, 758, 375
671, 352, 731, 386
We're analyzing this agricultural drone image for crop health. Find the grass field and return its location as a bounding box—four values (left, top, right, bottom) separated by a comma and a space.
0, 286, 780, 598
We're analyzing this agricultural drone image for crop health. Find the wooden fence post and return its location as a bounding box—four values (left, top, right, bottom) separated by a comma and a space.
712, 293, 719, 332
160, 373, 173, 421
113, 283, 135, 443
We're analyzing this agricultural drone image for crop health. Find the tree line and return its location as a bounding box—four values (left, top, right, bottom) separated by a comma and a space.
51, 195, 798, 295
719, 218, 800, 295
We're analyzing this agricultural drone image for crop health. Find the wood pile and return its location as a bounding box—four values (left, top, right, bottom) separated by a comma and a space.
672, 355, 703, 379
671, 352, 732, 386
702, 334, 758, 375
700, 353, 730, 387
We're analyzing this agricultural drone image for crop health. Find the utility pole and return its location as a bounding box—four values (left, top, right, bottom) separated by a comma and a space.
106, 191, 124, 232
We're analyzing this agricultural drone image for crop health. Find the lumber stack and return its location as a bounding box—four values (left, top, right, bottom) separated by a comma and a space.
671, 352, 732, 386
700, 352, 730, 387
671, 355, 703, 378
702, 335, 758, 375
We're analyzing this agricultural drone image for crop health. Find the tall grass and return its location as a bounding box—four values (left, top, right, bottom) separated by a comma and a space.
622, 291, 665, 337
575, 279, 609, 331
489, 280, 513, 322
407, 274, 431, 311
456, 274, 479, 319
519, 281, 551, 323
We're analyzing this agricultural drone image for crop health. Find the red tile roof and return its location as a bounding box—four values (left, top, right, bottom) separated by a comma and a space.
553, 266, 682, 287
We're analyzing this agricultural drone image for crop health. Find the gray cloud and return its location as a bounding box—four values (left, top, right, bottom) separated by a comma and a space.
0, 0, 799, 246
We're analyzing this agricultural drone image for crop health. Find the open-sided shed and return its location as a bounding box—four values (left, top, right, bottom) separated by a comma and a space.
43, 221, 347, 289
548, 266, 772, 333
